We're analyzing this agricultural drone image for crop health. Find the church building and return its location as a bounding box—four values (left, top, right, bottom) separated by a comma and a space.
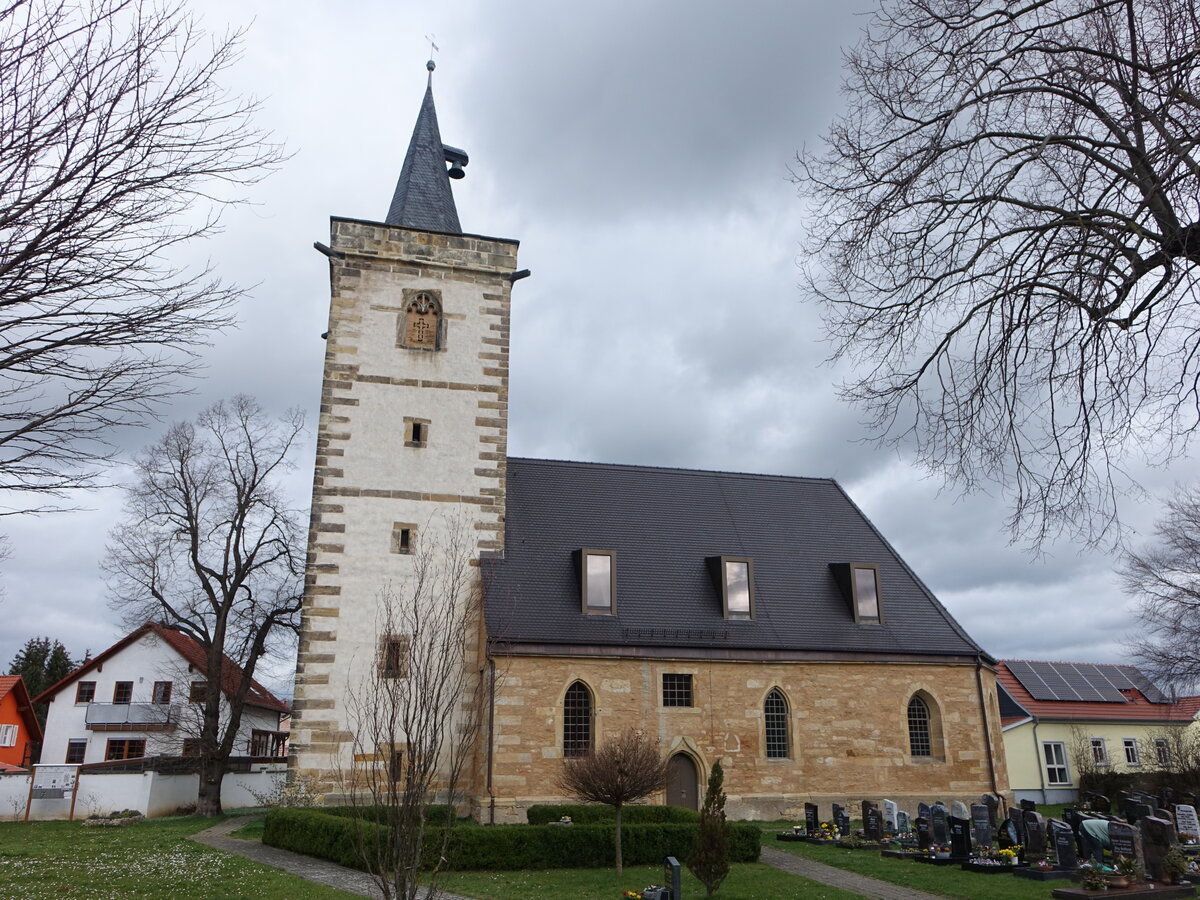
289, 63, 1011, 823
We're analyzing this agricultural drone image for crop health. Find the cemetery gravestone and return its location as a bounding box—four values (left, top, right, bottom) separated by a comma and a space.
918, 801, 931, 821
897, 811, 911, 834
1109, 821, 1144, 870
804, 802, 819, 837
1121, 795, 1139, 823
1004, 818, 1020, 848
931, 804, 949, 844
1021, 799, 1038, 812
951, 801, 969, 820
916, 816, 932, 850
1140, 815, 1179, 883
1050, 819, 1078, 869
1174, 804, 1200, 841
1136, 803, 1155, 824
949, 816, 971, 859
1009, 807, 1026, 846
864, 803, 884, 842
1084, 792, 1111, 814
1183, 791, 1198, 808
1024, 811, 1047, 856
983, 793, 1000, 826
838, 810, 851, 837
971, 803, 993, 849
883, 799, 898, 832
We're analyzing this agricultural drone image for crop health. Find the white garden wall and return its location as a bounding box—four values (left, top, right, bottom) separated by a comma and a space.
0, 764, 285, 821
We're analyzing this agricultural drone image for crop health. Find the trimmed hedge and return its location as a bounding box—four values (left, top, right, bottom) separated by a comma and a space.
317, 804, 462, 825
263, 808, 760, 871
526, 804, 700, 825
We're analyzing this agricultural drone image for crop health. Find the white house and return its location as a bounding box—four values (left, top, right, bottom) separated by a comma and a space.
35, 622, 289, 767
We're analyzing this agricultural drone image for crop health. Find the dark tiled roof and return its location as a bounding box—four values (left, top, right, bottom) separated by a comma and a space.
385, 80, 462, 233
484, 458, 987, 658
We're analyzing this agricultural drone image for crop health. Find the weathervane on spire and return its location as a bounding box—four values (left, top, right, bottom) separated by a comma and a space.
425, 34, 439, 73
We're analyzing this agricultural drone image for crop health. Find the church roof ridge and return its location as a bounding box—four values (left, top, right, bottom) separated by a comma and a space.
385, 61, 463, 233
506, 455, 841, 485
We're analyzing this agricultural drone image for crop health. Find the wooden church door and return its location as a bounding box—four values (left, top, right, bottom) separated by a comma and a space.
666, 753, 699, 810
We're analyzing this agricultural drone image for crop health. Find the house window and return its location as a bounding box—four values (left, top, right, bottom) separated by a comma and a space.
105, 739, 146, 761
1043, 741, 1070, 785
181, 739, 201, 757
152, 681, 173, 704
75, 682, 96, 703
1090, 738, 1108, 765
390, 523, 416, 555
189, 682, 208, 704
1155, 738, 1171, 767
580, 550, 616, 614
404, 418, 430, 448
662, 674, 693, 707
1124, 738, 1141, 766
764, 688, 789, 758
399, 291, 442, 349
0, 724, 16, 747
65, 740, 86, 764
563, 681, 593, 757
112, 682, 133, 704
378, 635, 410, 679
908, 696, 932, 757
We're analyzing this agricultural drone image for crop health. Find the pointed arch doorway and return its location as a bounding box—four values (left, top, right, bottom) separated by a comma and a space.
666, 753, 699, 810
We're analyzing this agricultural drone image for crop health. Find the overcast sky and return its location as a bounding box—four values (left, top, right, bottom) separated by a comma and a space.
4, 0, 1196, 693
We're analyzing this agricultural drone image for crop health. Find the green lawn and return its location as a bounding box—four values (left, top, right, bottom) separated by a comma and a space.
439, 862, 863, 899
0, 817, 359, 900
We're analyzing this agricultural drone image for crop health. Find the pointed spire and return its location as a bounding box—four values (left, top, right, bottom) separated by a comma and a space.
385, 60, 463, 233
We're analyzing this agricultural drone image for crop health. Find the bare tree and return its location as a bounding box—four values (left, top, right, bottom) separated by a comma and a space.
0, 0, 281, 505
797, 0, 1200, 546
556, 727, 668, 877
339, 518, 486, 900
104, 395, 304, 816
1123, 486, 1200, 692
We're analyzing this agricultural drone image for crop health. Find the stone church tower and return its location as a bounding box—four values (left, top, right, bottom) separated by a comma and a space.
289, 62, 519, 800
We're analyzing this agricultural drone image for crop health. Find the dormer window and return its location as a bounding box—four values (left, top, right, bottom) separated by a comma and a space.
706, 556, 754, 619
830, 562, 884, 624
578, 549, 616, 614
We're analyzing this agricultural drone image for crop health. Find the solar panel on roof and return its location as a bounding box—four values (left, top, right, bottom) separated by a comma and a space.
1006, 660, 1175, 704
1061, 664, 1109, 702
1030, 661, 1078, 700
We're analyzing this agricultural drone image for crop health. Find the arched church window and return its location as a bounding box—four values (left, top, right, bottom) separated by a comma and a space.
563, 681, 593, 757
401, 291, 442, 349
764, 688, 789, 758
908, 695, 932, 757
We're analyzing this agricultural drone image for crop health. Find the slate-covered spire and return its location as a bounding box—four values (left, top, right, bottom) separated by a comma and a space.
386, 60, 463, 233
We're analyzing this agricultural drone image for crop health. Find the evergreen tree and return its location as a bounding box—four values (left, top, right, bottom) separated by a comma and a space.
688, 760, 731, 897
8, 637, 78, 727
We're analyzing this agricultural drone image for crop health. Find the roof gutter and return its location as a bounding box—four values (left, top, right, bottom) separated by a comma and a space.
1002, 716, 1034, 732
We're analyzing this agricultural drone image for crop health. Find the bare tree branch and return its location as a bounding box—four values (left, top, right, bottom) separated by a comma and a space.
0, 0, 283, 504
797, 0, 1200, 546
339, 517, 487, 900
103, 395, 305, 816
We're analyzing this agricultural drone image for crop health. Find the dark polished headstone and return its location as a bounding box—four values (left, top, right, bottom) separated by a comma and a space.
1140, 815, 1179, 883
864, 803, 884, 842
804, 802, 819, 836
1009, 806, 1027, 846
1109, 820, 1144, 870
1021, 799, 1038, 812
932, 803, 949, 844
1025, 810, 1047, 855
949, 816, 971, 859
1050, 819, 1078, 869
971, 803, 993, 849
916, 816, 932, 850
918, 801, 931, 821
983, 793, 1000, 827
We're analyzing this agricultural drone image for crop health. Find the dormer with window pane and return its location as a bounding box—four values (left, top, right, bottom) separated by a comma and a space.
829, 562, 884, 624
577, 549, 616, 614
706, 556, 754, 619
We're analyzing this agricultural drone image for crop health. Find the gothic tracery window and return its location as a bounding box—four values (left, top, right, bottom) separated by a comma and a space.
401, 292, 441, 349
764, 688, 789, 758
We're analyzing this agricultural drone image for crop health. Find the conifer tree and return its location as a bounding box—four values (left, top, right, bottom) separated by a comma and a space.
7, 637, 78, 727
688, 760, 730, 897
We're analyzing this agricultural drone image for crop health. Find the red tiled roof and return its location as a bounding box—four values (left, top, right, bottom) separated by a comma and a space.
0, 676, 43, 744
996, 660, 1196, 723
0, 761, 29, 773
33, 623, 289, 714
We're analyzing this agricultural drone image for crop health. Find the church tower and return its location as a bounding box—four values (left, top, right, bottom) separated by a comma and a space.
290, 61, 519, 802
